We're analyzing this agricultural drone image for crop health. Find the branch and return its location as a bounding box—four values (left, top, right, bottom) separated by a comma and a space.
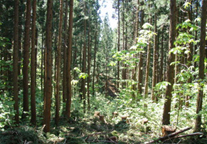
145, 127, 192, 144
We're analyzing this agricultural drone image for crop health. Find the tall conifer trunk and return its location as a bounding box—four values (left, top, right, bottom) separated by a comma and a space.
44, 0, 53, 132
22, 0, 31, 119
152, 15, 158, 101
55, 0, 63, 125
66, 0, 74, 118
194, 0, 207, 132
31, 0, 37, 125
162, 0, 176, 125
14, 0, 19, 124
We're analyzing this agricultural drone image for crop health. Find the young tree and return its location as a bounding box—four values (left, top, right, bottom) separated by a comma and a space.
43, 0, 53, 132
194, 0, 207, 132
162, 0, 176, 125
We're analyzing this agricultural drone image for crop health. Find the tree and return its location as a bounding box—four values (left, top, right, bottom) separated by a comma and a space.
66, 0, 74, 119
31, 0, 37, 125
162, 0, 176, 125
55, 0, 63, 125
22, 0, 31, 119
194, 0, 207, 132
43, 0, 53, 132
13, 0, 19, 124
151, 14, 158, 101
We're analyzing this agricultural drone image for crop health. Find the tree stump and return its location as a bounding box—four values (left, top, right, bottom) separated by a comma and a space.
162, 125, 176, 136
94, 111, 100, 118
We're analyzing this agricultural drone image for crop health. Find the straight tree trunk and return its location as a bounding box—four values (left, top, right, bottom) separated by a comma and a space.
80, 2, 87, 113
194, 0, 207, 132
117, 0, 120, 89
13, 0, 19, 124
63, 0, 68, 104
31, 0, 37, 125
44, 0, 53, 132
132, 0, 139, 99
162, 0, 176, 125
22, 0, 31, 119
159, 29, 164, 82
55, 0, 63, 125
144, 17, 152, 98
137, 8, 144, 94
87, 24, 91, 111
66, 0, 74, 119
92, 21, 98, 96
152, 15, 158, 101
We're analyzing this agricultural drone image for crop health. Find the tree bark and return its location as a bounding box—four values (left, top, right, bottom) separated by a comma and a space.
44, 0, 53, 132
162, 0, 176, 125
151, 15, 158, 101
13, 0, 19, 124
194, 0, 207, 132
22, 0, 31, 119
66, 0, 74, 119
80, 2, 87, 113
31, 0, 37, 125
55, 0, 63, 125
117, 0, 120, 89
63, 0, 68, 105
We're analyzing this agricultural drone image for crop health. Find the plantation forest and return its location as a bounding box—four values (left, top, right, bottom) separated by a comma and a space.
0, 0, 207, 143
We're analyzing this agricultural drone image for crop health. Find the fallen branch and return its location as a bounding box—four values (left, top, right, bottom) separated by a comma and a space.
145, 127, 192, 144
175, 132, 203, 139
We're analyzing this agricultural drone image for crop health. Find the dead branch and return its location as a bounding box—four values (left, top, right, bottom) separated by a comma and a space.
145, 127, 192, 144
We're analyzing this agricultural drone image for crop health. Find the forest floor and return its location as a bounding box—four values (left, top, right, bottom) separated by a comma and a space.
1, 78, 207, 143
0, 116, 207, 144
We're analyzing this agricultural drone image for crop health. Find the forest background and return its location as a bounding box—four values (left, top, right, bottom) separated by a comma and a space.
0, 0, 207, 143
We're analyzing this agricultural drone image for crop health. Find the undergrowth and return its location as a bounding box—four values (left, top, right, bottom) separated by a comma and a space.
1, 90, 207, 144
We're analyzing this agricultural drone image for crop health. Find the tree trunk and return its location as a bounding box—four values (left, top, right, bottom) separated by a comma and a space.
87, 23, 91, 111
13, 0, 19, 124
194, 0, 207, 132
22, 0, 31, 119
117, 0, 120, 89
43, 0, 53, 132
144, 17, 152, 98
63, 0, 68, 105
92, 21, 98, 96
80, 2, 87, 113
55, 0, 63, 125
162, 0, 176, 125
137, 8, 144, 94
66, 0, 74, 119
31, 0, 37, 125
152, 15, 158, 101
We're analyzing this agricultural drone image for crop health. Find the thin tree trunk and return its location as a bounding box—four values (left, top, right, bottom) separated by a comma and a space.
194, 0, 207, 132
92, 21, 98, 96
31, 0, 37, 125
13, 0, 19, 124
162, 0, 176, 125
22, 0, 31, 119
63, 0, 68, 104
117, 0, 120, 89
137, 8, 144, 94
80, 2, 87, 113
144, 17, 152, 98
152, 15, 158, 101
87, 23, 91, 111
